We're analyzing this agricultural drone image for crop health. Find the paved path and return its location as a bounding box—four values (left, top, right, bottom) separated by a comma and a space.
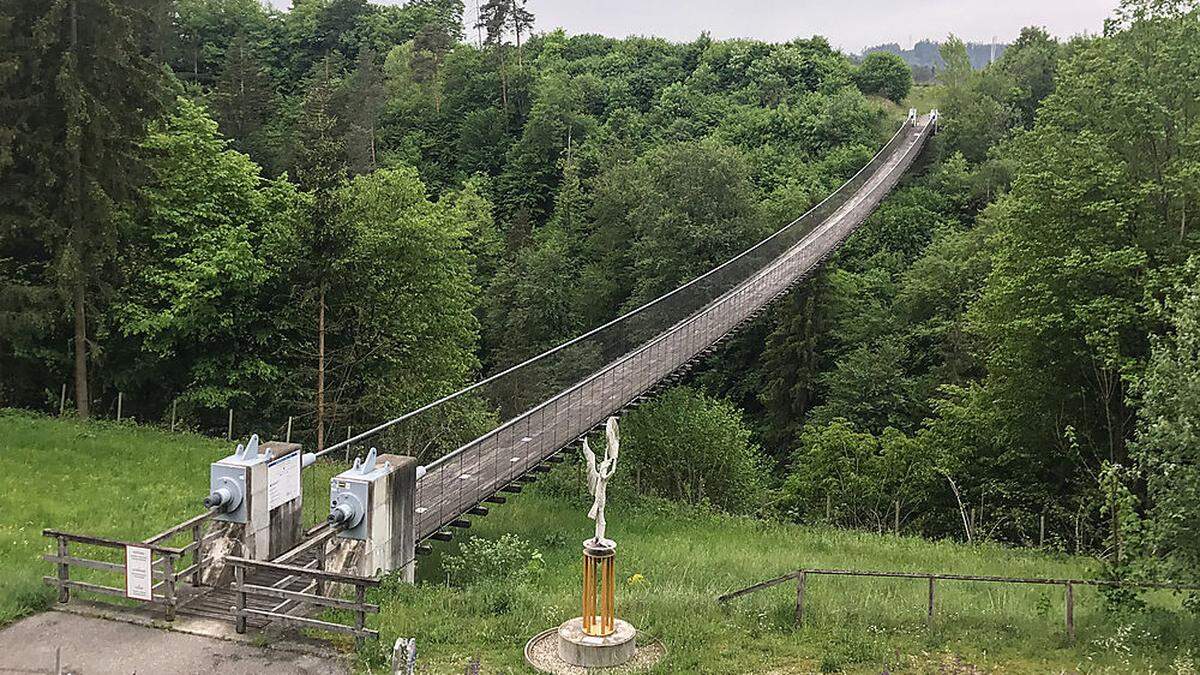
0, 611, 347, 675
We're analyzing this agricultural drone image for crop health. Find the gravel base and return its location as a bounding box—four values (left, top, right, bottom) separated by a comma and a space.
525, 629, 666, 674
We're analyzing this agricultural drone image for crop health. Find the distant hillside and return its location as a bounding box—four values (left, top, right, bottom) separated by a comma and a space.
862, 39, 1008, 82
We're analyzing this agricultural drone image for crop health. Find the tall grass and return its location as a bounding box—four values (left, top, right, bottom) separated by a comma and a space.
371, 478, 1199, 673
2, 411, 1196, 673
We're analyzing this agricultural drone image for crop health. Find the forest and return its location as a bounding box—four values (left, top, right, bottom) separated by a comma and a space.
1, 0, 1199, 600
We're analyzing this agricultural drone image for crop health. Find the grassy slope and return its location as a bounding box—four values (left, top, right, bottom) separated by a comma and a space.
0, 409, 340, 624
393, 485, 1198, 674
2, 412, 1196, 672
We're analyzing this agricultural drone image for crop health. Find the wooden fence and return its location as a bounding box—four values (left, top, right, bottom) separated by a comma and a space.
227, 556, 381, 647
717, 567, 1200, 643
42, 524, 207, 621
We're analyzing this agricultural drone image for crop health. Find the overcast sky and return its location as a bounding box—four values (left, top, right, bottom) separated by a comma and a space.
267, 0, 1121, 53
513, 0, 1120, 52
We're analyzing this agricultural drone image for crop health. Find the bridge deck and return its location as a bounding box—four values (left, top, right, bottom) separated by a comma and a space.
413, 118, 933, 542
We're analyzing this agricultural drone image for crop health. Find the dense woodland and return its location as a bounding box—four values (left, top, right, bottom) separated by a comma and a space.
2, 0, 1199, 594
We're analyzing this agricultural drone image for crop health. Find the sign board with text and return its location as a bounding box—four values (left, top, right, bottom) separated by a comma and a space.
267, 451, 301, 511
125, 545, 153, 601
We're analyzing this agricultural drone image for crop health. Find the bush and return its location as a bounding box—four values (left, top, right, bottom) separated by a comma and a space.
853, 52, 913, 103
618, 387, 766, 514
779, 419, 941, 532
442, 534, 544, 587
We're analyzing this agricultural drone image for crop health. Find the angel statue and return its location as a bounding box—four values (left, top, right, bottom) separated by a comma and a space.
582, 417, 620, 545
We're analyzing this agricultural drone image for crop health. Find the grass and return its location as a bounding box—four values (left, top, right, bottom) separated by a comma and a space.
377, 477, 1200, 673
0, 408, 341, 624
903, 84, 946, 114
2, 411, 1198, 673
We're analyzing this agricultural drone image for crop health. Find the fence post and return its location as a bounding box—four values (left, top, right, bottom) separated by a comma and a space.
171, 400, 177, 433
794, 571, 806, 625
234, 563, 247, 634
927, 576, 935, 628
1040, 514, 1046, 548
116, 392, 123, 423
355, 583, 367, 651
1065, 581, 1075, 643
286, 416, 293, 443
894, 500, 900, 534
163, 555, 176, 621
56, 535, 70, 603
59, 384, 67, 417
191, 523, 203, 586
227, 409, 234, 441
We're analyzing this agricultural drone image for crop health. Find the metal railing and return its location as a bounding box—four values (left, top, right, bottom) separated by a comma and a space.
407, 119, 934, 541
303, 116, 933, 545
717, 567, 1200, 643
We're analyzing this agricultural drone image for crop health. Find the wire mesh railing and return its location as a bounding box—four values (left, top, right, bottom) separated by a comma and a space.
308, 116, 934, 541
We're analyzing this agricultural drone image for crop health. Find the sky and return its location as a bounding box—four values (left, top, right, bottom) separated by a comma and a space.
266, 0, 1122, 53
512, 0, 1121, 52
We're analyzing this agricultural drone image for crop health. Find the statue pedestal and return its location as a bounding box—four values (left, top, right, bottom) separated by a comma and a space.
555, 539, 636, 668
556, 617, 637, 668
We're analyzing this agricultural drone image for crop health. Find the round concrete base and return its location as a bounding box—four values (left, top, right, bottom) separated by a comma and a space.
556, 617, 637, 668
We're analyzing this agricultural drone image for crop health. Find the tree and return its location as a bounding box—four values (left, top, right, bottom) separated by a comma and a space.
326, 167, 485, 457
853, 51, 912, 103
992, 26, 1061, 127
589, 140, 767, 308
1133, 259, 1200, 584
0, 0, 168, 418
938, 35, 973, 89
618, 387, 765, 514
968, 0, 1200, 539
291, 57, 349, 450
116, 98, 306, 418
338, 49, 386, 174
211, 33, 273, 161
410, 22, 453, 111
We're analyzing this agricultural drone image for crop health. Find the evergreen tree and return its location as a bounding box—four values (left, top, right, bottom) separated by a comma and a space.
0, 0, 168, 418
212, 33, 273, 160
292, 56, 349, 450
339, 49, 386, 174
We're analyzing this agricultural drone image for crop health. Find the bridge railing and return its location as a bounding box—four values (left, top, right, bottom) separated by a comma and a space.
310, 116, 932, 540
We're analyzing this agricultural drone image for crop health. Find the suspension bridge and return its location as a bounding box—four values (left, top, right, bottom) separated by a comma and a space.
42, 112, 936, 640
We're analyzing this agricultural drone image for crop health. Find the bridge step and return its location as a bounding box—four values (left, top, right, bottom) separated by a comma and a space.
430, 531, 453, 542
500, 485, 522, 494
468, 506, 489, 516
416, 544, 433, 555
449, 519, 471, 529
517, 475, 537, 484
485, 495, 508, 504
545, 456, 565, 464
532, 465, 552, 474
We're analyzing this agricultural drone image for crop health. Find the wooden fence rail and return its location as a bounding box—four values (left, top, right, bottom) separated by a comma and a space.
41, 528, 201, 621
227, 555, 381, 647
717, 567, 1200, 643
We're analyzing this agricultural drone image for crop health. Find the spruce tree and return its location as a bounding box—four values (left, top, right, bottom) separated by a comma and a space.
0, 0, 167, 418
292, 56, 349, 451
213, 33, 272, 161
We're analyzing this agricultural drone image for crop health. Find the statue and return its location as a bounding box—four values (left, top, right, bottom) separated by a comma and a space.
582, 417, 619, 545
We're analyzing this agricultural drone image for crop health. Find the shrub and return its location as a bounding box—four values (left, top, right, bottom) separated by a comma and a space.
618, 387, 766, 514
442, 534, 544, 587
853, 52, 913, 103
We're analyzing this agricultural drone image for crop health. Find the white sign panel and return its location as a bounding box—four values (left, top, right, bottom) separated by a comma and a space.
267, 451, 301, 510
125, 545, 153, 601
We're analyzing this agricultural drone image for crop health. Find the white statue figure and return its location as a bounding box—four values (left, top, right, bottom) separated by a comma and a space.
582, 417, 620, 545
